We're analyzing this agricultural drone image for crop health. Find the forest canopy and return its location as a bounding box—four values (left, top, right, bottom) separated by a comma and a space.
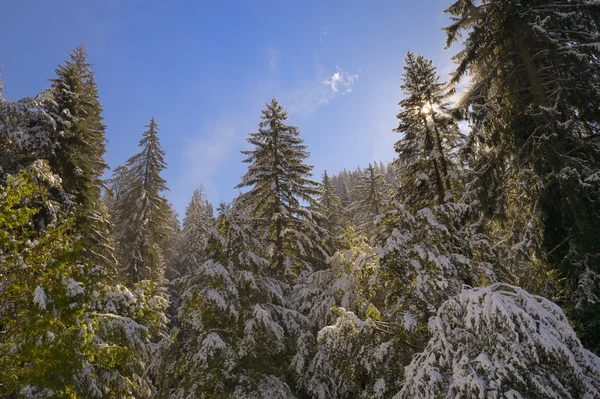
1, 1, 600, 398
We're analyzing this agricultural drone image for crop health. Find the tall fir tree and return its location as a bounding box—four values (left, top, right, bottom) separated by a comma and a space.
175, 185, 214, 280
349, 163, 390, 235
0, 90, 55, 181
235, 98, 327, 278
160, 201, 181, 280
445, 0, 600, 351
394, 52, 464, 210
115, 117, 171, 284
315, 170, 345, 251
46, 45, 114, 269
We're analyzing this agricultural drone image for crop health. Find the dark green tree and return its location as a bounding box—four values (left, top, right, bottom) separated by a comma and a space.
46, 45, 114, 268
156, 202, 311, 398
175, 185, 214, 279
394, 52, 464, 210
235, 98, 327, 278
0, 161, 167, 398
316, 170, 345, 250
445, 0, 600, 351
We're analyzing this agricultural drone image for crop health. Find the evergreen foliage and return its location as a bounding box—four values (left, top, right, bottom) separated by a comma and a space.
398, 283, 600, 398
175, 185, 214, 280
394, 52, 463, 210
155, 203, 310, 398
315, 171, 345, 251
445, 0, 600, 351
4, 4, 600, 396
348, 164, 390, 235
46, 45, 114, 269
0, 161, 167, 398
114, 118, 171, 284
236, 98, 327, 278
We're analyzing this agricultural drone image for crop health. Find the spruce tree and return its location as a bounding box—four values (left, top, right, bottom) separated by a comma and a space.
0, 92, 55, 180
46, 45, 113, 269
235, 98, 327, 278
316, 170, 345, 250
292, 231, 403, 398
175, 185, 214, 279
394, 52, 463, 210
348, 163, 390, 235
445, 0, 600, 350
115, 117, 171, 284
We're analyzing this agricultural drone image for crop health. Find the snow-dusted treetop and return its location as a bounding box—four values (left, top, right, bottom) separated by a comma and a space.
397, 283, 600, 399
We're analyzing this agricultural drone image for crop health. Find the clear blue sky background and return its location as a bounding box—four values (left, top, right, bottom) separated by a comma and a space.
1, 0, 458, 216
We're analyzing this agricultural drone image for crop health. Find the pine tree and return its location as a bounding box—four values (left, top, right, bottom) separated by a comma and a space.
115, 117, 171, 284
46, 45, 113, 269
105, 164, 128, 217
160, 202, 181, 277
445, 0, 600, 350
0, 91, 55, 180
394, 52, 463, 210
292, 231, 403, 398
235, 98, 327, 278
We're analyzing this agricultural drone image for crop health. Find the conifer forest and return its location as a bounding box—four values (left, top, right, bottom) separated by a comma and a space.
2, 1, 600, 398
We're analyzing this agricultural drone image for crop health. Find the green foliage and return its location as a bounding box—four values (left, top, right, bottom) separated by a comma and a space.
236, 98, 327, 278
394, 52, 463, 210
114, 118, 172, 284
0, 162, 167, 398
155, 204, 308, 398
348, 164, 390, 236
46, 44, 113, 269
445, 0, 600, 350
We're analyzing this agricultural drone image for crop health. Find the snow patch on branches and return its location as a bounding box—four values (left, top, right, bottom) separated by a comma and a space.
397, 283, 600, 399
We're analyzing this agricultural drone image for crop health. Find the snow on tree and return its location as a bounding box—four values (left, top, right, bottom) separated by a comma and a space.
235, 98, 328, 278
0, 91, 56, 180
444, 0, 600, 350
174, 185, 214, 279
394, 52, 463, 210
0, 161, 167, 398
160, 201, 181, 281
376, 201, 497, 331
293, 231, 405, 398
155, 202, 311, 398
115, 117, 172, 284
45, 44, 114, 269
397, 283, 600, 399
104, 164, 128, 218
315, 170, 345, 251
348, 163, 390, 236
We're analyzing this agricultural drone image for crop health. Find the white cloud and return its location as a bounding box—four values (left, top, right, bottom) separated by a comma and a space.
277, 66, 360, 117
324, 67, 359, 95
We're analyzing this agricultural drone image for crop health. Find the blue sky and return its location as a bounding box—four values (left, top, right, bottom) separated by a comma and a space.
1, 0, 459, 216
